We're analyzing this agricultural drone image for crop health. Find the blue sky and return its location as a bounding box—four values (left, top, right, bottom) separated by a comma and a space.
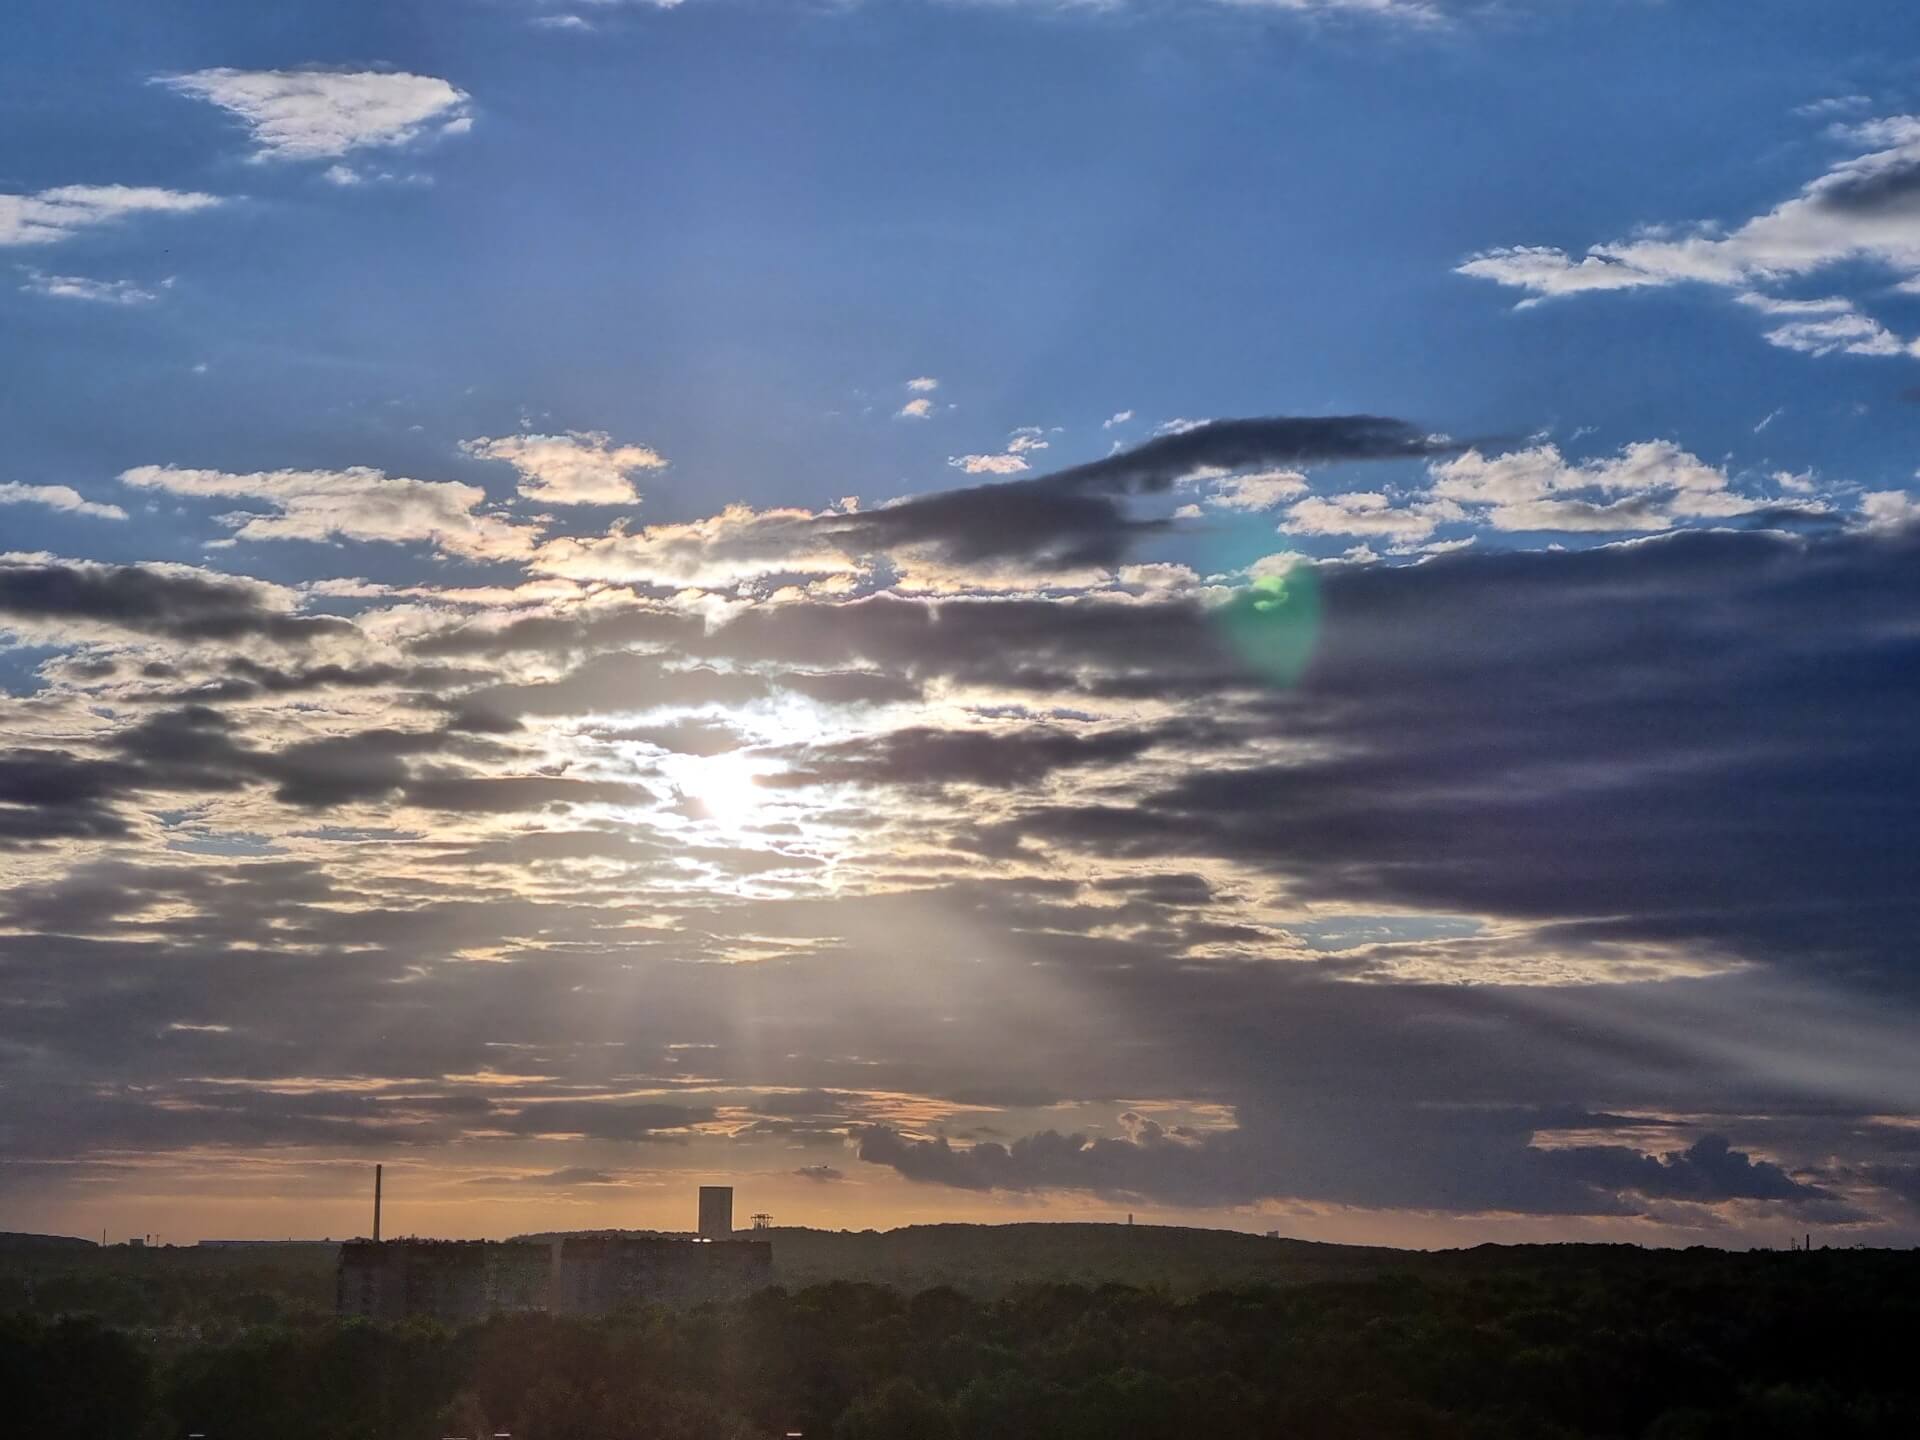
4, 0, 1920, 1245
12, 0, 1920, 564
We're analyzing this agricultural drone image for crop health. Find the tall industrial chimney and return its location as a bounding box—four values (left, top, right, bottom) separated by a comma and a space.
373, 1163, 383, 1243
698, 1185, 733, 1239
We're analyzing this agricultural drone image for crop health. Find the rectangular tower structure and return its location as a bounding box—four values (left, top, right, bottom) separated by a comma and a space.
698, 1185, 733, 1239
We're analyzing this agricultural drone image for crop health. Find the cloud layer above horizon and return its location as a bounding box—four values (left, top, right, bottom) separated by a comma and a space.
4, 0, 1920, 1248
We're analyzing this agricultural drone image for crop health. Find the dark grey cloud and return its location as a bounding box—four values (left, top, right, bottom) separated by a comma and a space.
1540, 1134, 1825, 1203
998, 522, 1920, 987
5, 511, 1920, 1235
817, 415, 1454, 570
128, 658, 481, 705
3, 701, 652, 837
794, 1164, 846, 1182
0, 751, 135, 843
0, 558, 345, 644
459, 652, 766, 727
598, 718, 748, 756
857, 1117, 1828, 1215
767, 725, 1159, 790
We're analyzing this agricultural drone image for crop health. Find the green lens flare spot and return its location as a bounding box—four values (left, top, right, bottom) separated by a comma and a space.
1218, 565, 1322, 687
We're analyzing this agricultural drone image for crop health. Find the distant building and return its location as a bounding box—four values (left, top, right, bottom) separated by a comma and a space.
334, 1183, 771, 1321
553, 1234, 772, 1315
336, 1240, 551, 1323
698, 1185, 734, 1239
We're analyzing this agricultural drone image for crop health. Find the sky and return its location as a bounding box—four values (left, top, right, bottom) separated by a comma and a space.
4, 0, 1920, 1248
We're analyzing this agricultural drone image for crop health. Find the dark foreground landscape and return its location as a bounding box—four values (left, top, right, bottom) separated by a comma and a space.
6, 1226, 1916, 1439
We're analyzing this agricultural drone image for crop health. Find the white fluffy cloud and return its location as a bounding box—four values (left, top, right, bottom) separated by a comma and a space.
1429, 441, 1759, 532
159, 69, 473, 161
1197, 468, 1309, 512
1283, 491, 1462, 543
1278, 441, 1769, 545
897, 378, 941, 419
533, 504, 860, 588
463, 431, 666, 506
1459, 115, 1920, 359
949, 453, 1030, 475
1860, 490, 1920, 529
0, 483, 128, 520
0, 185, 219, 248
120, 464, 535, 560
948, 427, 1052, 474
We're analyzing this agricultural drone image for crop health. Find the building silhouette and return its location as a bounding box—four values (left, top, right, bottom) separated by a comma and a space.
336, 1239, 550, 1323
698, 1185, 734, 1239
334, 1175, 770, 1321
552, 1233, 771, 1315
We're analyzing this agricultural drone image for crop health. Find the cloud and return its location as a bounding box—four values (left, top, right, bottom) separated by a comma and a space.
528, 415, 1450, 590
897, 397, 935, 420
1283, 491, 1462, 542
794, 1163, 845, 1182
1734, 292, 1914, 357
905, 377, 940, 392
1193, 469, 1308, 511
1861, 490, 1920, 528
1423, 440, 1761, 532
158, 68, 472, 161
856, 1119, 1827, 1214
830, 415, 1456, 574
532, 503, 860, 587
949, 453, 1030, 475
1004, 521, 1920, 989
0, 555, 342, 645
0, 483, 128, 521
6, 439, 1920, 1237
463, 431, 666, 506
1459, 114, 1920, 357
532, 14, 595, 30
947, 428, 1052, 477
17, 269, 165, 305
119, 463, 536, 560
768, 724, 1159, 790
1104, 410, 1134, 429
1794, 95, 1873, 119
0, 185, 219, 248
1540, 1134, 1824, 1203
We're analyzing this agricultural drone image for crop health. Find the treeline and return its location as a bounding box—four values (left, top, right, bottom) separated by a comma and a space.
9, 1252, 1920, 1439
0, 1243, 336, 1335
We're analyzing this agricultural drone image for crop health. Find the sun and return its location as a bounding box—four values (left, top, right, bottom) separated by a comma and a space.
676, 751, 769, 825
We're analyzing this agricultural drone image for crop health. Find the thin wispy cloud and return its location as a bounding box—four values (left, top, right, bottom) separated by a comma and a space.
0, 483, 128, 520
1460, 113, 1920, 360
18, 268, 169, 305
0, 185, 219, 248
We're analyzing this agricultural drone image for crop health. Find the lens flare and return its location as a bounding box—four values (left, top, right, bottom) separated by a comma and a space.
1217, 562, 1322, 687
